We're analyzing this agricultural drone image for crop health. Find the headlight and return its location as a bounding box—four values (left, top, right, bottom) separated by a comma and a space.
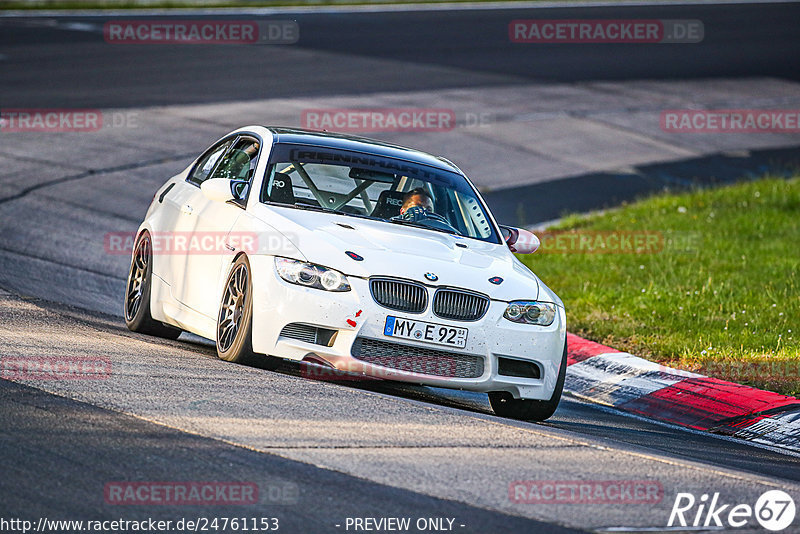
503, 301, 556, 326
275, 257, 351, 292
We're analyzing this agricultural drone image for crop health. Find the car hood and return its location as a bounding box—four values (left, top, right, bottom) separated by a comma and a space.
250, 205, 541, 302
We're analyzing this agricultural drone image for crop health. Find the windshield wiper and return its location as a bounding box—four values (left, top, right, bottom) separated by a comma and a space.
388, 218, 460, 236
293, 202, 328, 212
265, 201, 328, 213
274, 202, 458, 235
269, 202, 331, 213
291, 203, 376, 220
274, 202, 380, 221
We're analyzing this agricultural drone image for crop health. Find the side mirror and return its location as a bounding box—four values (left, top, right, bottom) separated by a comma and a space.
500, 225, 540, 254
201, 178, 235, 203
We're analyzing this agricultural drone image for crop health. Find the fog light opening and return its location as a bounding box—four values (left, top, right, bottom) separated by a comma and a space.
497, 357, 541, 379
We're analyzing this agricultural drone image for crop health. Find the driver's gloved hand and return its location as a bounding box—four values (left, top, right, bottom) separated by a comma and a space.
401, 205, 430, 222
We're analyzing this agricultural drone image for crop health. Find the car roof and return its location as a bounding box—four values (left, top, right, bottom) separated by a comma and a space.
265, 127, 462, 174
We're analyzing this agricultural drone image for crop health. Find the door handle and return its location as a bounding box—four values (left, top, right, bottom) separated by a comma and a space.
181, 204, 194, 215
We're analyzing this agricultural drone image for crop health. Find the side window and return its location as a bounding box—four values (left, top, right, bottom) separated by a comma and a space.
210, 138, 260, 183
188, 140, 231, 186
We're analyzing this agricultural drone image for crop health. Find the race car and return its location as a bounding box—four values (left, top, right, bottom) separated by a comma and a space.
124, 126, 567, 421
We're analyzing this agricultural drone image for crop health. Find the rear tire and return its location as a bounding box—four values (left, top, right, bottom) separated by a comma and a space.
489, 338, 567, 422
124, 232, 182, 339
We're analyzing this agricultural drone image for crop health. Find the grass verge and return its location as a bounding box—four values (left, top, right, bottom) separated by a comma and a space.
521, 177, 800, 396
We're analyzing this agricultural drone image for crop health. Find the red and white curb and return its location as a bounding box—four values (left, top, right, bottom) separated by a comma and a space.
564, 333, 800, 453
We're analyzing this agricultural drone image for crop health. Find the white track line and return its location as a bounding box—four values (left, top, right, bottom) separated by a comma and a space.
564, 392, 800, 459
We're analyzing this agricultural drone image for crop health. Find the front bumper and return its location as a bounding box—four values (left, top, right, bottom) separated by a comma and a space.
249, 255, 566, 400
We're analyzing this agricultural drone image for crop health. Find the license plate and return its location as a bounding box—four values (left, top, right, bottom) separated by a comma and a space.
383, 316, 468, 349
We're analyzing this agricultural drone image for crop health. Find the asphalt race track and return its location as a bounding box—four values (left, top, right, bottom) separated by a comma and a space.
1, 2, 800, 108
1, 2, 800, 532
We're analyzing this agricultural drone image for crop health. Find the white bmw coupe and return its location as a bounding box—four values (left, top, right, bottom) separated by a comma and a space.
125, 127, 567, 420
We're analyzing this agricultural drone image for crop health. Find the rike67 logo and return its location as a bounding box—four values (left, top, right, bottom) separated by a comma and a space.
669, 490, 795, 531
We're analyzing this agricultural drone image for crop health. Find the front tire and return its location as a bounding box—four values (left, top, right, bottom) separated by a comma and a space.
216, 255, 259, 365
489, 338, 568, 422
124, 232, 182, 339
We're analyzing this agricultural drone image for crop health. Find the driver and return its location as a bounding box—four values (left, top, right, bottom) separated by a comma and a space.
393, 188, 458, 233
397, 188, 435, 221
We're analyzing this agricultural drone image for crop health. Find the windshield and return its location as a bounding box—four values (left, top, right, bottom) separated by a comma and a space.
259, 143, 500, 243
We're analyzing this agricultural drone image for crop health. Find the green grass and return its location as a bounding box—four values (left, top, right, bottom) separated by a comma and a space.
521, 177, 800, 396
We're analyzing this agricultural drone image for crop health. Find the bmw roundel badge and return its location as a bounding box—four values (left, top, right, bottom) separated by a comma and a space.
424, 272, 438, 282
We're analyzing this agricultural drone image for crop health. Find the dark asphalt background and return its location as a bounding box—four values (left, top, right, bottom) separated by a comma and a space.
1, 3, 799, 532
0, 3, 799, 108
0, 378, 583, 533
3, 3, 799, 221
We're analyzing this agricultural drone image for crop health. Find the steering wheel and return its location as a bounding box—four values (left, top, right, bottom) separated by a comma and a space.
401, 206, 458, 233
